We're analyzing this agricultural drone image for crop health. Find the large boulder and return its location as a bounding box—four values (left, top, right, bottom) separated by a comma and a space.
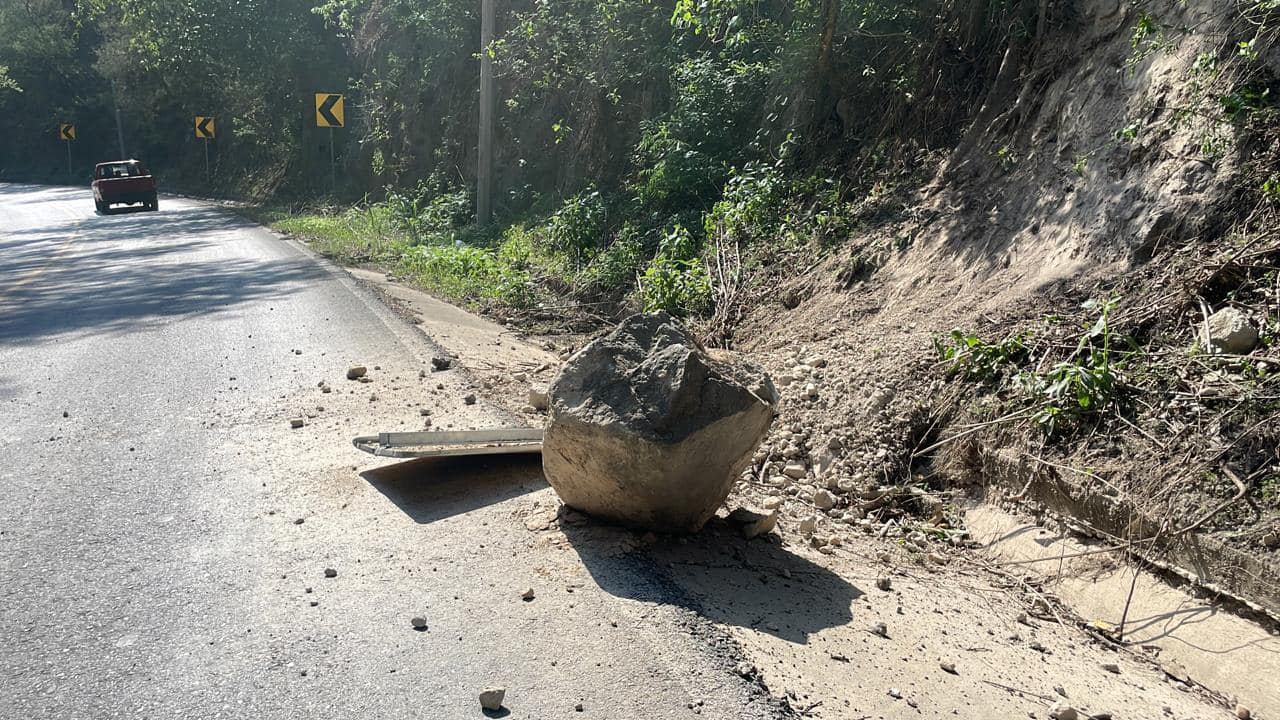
542, 312, 778, 533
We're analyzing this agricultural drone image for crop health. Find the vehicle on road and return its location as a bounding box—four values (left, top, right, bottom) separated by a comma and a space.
92, 160, 158, 213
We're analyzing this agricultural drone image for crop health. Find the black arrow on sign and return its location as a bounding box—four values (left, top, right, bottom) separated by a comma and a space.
60, 125, 74, 141
317, 95, 342, 127
196, 117, 214, 139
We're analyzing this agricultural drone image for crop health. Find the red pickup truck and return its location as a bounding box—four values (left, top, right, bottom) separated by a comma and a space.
92, 160, 158, 213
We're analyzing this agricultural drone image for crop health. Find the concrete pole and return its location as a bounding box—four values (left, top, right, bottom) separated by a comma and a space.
477, 0, 495, 226
112, 82, 127, 159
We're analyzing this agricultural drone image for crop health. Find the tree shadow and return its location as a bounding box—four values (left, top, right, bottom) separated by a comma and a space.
560, 514, 863, 644
361, 454, 548, 525
0, 203, 325, 343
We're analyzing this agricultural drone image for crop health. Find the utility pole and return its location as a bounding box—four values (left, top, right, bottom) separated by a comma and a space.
476, 0, 495, 226
111, 81, 126, 159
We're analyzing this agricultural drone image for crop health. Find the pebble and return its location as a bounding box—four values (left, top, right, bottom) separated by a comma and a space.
812, 489, 835, 510
321, 385, 332, 394
888, 688, 902, 699
1048, 702, 1078, 720
323, 568, 337, 578
294, 518, 304, 525
869, 621, 888, 637
876, 577, 892, 591
1236, 704, 1251, 720
939, 660, 957, 674
521, 588, 535, 601
289, 418, 304, 428
574, 702, 584, 712
419, 408, 431, 416
346, 366, 367, 380
62, 410, 69, 418
798, 516, 818, 535
478, 687, 506, 711
464, 393, 477, 405
1100, 662, 1120, 674
782, 463, 807, 479
1053, 686, 1067, 698
411, 616, 428, 630
431, 356, 453, 371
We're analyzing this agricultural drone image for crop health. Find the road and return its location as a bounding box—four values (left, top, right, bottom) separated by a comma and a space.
0, 184, 778, 719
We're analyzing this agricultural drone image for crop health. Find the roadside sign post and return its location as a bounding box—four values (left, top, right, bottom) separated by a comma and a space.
314, 93, 344, 194
195, 116, 216, 179
59, 124, 76, 177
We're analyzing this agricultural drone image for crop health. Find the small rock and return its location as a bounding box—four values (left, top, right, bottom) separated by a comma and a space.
478, 687, 506, 711
431, 356, 453, 371
888, 688, 902, 699
1048, 702, 1078, 720
513, 371, 528, 383
940, 660, 957, 674
733, 661, 756, 678
464, 393, 477, 405
1203, 307, 1259, 354
346, 366, 367, 380
528, 386, 550, 412
1236, 704, 1251, 720
726, 506, 778, 539
323, 568, 337, 578
574, 702, 584, 712
294, 349, 302, 355
1100, 662, 1120, 674
411, 616, 428, 631
321, 385, 331, 394
1054, 686, 1067, 698
358, 376, 372, 383
294, 518, 304, 525
812, 489, 836, 510
798, 516, 818, 535
289, 418, 304, 429
869, 621, 888, 637
521, 588, 535, 601
419, 408, 431, 416
62, 410, 69, 418
876, 577, 892, 592
782, 463, 807, 479
760, 496, 784, 510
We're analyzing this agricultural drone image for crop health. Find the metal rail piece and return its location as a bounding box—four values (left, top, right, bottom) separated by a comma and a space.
352, 428, 544, 459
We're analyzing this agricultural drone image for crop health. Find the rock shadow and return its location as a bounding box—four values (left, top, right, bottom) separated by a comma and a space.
362, 454, 547, 524
560, 514, 863, 644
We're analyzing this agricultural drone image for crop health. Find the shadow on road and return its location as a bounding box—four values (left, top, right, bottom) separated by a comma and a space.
361, 454, 547, 524
561, 511, 863, 643
0, 204, 323, 344
363, 453, 861, 641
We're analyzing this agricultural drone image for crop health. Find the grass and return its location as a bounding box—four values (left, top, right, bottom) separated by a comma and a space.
244, 204, 545, 311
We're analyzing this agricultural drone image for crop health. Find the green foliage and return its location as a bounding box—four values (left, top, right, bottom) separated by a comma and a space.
543, 190, 611, 267
634, 57, 769, 212
398, 244, 533, 308
575, 224, 649, 295
935, 330, 1028, 381
1025, 299, 1128, 435
641, 225, 711, 316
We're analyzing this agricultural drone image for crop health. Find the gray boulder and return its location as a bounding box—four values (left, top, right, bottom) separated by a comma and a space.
542, 312, 778, 533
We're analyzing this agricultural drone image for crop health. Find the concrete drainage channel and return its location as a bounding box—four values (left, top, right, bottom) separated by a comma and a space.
965, 445, 1280, 718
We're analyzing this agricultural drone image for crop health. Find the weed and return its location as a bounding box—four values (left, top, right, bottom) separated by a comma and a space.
935, 329, 1028, 381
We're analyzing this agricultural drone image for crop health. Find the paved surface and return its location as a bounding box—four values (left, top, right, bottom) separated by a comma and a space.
0, 184, 778, 719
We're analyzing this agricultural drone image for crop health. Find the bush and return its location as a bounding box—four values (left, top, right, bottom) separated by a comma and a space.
542, 189, 610, 266
575, 224, 650, 295
640, 225, 711, 315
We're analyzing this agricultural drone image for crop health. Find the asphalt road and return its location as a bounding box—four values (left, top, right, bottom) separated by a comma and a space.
0, 184, 779, 719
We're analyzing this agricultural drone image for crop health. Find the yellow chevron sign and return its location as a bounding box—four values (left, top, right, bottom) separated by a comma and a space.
59, 123, 76, 141
315, 93, 344, 128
